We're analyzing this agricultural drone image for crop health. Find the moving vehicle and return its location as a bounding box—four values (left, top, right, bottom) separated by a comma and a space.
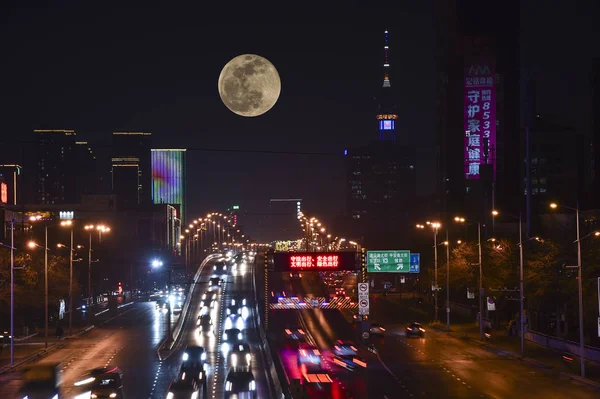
284, 327, 306, 342
74, 367, 115, 388
332, 353, 367, 371
89, 368, 124, 399
197, 314, 213, 333
224, 314, 244, 331
228, 343, 252, 367
224, 366, 257, 399
289, 272, 302, 279
18, 363, 62, 399
297, 344, 322, 367
231, 296, 247, 307
406, 322, 425, 337
166, 378, 201, 399
222, 328, 243, 352
369, 323, 386, 336
208, 277, 222, 291
227, 302, 242, 316
181, 345, 208, 377
213, 262, 227, 273
333, 340, 358, 356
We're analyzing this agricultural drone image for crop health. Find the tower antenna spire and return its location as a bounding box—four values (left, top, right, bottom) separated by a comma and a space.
383, 30, 391, 88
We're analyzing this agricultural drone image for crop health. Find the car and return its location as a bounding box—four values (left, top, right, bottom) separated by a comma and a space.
284, 327, 306, 342
19, 364, 62, 399
369, 323, 386, 336
213, 262, 227, 273
222, 328, 243, 352
333, 340, 358, 356
197, 314, 213, 333
166, 378, 202, 399
227, 302, 242, 316
297, 344, 322, 368
224, 366, 257, 399
74, 367, 116, 387
332, 353, 367, 371
208, 277, 222, 291
89, 369, 124, 399
406, 322, 425, 337
228, 343, 252, 367
181, 346, 207, 378
289, 272, 302, 279
231, 296, 247, 307
224, 314, 244, 331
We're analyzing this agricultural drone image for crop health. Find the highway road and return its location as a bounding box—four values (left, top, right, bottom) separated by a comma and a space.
155, 253, 270, 399
0, 300, 168, 399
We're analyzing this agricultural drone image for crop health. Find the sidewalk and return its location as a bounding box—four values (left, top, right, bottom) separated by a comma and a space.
433, 321, 600, 387
0, 324, 94, 369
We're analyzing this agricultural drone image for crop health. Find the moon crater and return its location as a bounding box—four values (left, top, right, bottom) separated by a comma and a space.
218, 54, 281, 117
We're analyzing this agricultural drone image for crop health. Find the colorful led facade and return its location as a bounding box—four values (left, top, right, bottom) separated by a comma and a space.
151, 149, 186, 223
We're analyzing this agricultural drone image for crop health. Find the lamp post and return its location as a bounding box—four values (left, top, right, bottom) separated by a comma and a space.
59, 220, 74, 336
417, 221, 441, 323
455, 216, 484, 341
445, 230, 450, 331
28, 232, 51, 348
152, 259, 171, 342
549, 202, 594, 378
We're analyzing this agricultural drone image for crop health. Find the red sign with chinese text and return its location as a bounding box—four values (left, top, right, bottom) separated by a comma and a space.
272, 252, 358, 272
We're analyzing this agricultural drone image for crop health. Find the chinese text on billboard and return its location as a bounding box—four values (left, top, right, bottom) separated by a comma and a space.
464, 60, 496, 180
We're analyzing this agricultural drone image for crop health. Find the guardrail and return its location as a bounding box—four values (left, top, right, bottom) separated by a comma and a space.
525, 330, 600, 363
166, 254, 220, 350
252, 254, 287, 399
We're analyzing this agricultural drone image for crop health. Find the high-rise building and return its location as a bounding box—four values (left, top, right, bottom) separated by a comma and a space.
435, 0, 521, 223
111, 132, 152, 206
592, 59, 600, 207
34, 129, 78, 204
525, 116, 584, 216
75, 141, 101, 195
344, 31, 417, 248
151, 149, 186, 223
0, 164, 22, 205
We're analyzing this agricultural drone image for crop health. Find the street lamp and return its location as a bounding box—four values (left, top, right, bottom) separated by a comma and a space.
59, 220, 75, 336
455, 216, 484, 341
417, 221, 441, 323
549, 202, 594, 378
27, 237, 51, 348
152, 259, 172, 342
492, 210, 542, 358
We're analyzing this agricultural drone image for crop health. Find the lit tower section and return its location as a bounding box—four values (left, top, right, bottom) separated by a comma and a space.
376, 30, 399, 142
151, 149, 186, 222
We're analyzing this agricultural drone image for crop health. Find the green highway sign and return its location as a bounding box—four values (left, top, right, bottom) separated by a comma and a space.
367, 250, 411, 273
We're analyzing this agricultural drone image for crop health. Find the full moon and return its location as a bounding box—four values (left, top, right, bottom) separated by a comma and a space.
218, 54, 281, 117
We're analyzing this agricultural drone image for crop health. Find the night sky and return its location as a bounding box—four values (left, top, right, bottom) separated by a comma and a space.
0, 1, 597, 241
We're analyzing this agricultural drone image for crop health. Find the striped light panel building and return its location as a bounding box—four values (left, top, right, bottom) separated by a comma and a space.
151, 149, 186, 223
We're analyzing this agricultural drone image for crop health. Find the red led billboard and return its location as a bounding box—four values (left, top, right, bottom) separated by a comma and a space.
272, 252, 358, 272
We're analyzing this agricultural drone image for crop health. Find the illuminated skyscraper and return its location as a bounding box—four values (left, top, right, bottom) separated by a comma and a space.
375, 30, 399, 142
111, 132, 152, 206
344, 30, 416, 248
151, 149, 186, 223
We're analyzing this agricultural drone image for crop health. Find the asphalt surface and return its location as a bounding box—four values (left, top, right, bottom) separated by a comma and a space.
336, 274, 600, 399
155, 255, 270, 399
0, 300, 168, 399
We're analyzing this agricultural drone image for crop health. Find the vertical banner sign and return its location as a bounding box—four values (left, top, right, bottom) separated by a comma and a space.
464, 58, 496, 180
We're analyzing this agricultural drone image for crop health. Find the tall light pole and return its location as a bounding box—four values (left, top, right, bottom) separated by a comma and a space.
455, 216, 484, 341
445, 230, 450, 331
59, 220, 74, 335
550, 202, 596, 378
28, 231, 51, 348
417, 221, 442, 323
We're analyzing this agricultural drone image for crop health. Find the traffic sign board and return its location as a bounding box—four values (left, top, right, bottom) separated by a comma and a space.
359, 298, 369, 308
409, 253, 420, 273
358, 283, 369, 296
366, 250, 411, 272
362, 331, 370, 340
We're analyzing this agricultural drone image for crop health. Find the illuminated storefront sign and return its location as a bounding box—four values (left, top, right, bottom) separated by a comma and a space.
59, 211, 74, 220
464, 58, 496, 180
272, 252, 358, 272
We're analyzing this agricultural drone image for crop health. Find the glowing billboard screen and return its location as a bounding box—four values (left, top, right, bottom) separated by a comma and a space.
272, 252, 358, 272
464, 58, 496, 180
0, 183, 6, 204
151, 149, 186, 222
